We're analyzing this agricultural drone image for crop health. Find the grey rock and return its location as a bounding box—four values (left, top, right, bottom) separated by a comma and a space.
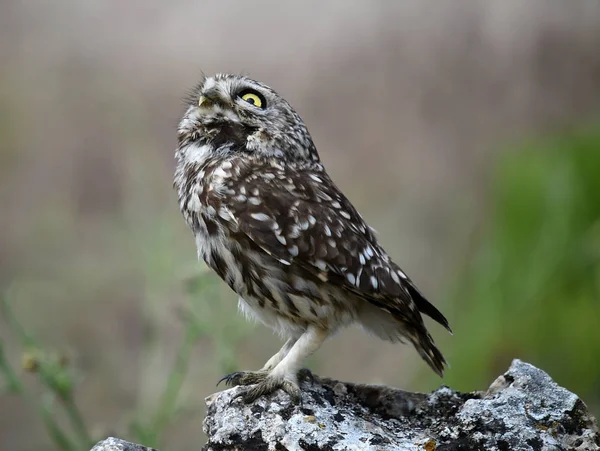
91, 437, 158, 451
91, 360, 599, 451
202, 360, 599, 451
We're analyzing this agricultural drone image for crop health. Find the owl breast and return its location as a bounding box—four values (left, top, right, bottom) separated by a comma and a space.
174, 143, 357, 335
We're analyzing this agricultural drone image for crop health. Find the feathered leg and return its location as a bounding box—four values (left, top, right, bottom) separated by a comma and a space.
234, 326, 328, 403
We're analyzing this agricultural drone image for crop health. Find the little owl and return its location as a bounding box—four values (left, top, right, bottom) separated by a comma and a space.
174, 73, 451, 403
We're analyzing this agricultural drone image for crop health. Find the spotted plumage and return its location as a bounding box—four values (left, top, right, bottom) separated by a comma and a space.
174, 73, 451, 403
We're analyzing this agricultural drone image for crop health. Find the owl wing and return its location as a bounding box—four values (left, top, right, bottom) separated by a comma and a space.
212, 159, 450, 332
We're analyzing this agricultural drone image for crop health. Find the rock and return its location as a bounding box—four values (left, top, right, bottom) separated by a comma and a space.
91, 360, 599, 451
202, 360, 599, 451
91, 436, 157, 451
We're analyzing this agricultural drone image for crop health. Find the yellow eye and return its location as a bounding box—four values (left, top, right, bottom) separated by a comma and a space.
239, 90, 265, 109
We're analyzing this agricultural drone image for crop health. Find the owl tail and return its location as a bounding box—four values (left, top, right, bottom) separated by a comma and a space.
407, 327, 448, 378
405, 282, 452, 334
357, 301, 448, 377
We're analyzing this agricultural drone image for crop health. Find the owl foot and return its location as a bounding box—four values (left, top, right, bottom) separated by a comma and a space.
233, 374, 302, 404
216, 370, 268, 387
297, 367, 316, 383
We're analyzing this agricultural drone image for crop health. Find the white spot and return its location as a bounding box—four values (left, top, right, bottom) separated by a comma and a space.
309, 174, 322, 182
308, 215, 317, 225
213, 166, 228, 179
263, 173, 276, 179
323, 225, 332, 236
391, 271, 400, 284
222, 161, 233, 170
240, 186, 247, 195
347, 273, 356, 285
299, 219, 310, 230
327, 239, 336, 248
331, 201, 342, 209
398, 269, 407, 278
218, 207, 231, 220
370, 276, 379, 290
288, 225, 301, 238
340, 210, 351, 219
314, 259, 327, 271
250, 212, 271, 221
248, 197, 261, 205
276, 234, 287, 245
288, 245, 299, 256
235, 194, 247, 203
252, 188, 259, 196
359, 253, 366, 265
365, 246, 374, 258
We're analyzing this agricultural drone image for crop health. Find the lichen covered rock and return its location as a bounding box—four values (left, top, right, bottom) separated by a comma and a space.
202, 360, 599, 451
90, 361, 599, 451
91, 436, 157, 451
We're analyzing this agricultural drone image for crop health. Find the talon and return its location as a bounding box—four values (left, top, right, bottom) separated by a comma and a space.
217, 371, 269, 388
297, 368, 316, 384
216, 371, 245, 387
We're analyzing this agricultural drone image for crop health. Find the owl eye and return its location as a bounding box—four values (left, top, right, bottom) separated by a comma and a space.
239, 90, 266, 109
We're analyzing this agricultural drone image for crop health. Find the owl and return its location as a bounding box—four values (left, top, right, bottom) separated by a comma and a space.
174, 73, 451, 403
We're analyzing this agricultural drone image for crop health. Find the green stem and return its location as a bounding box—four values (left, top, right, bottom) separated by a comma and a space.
63, 398, 93, 447
0, 292, 34, 346
24, 384, 77, 451
148, 322, 199, 446
40, 404, 77, 451
0, 340, 23, 393
1, 292, 86, 450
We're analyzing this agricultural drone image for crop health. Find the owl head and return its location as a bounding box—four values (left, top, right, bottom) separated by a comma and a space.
177, 73, 319, 162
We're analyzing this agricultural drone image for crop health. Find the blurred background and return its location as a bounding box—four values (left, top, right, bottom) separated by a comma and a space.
1, 1, 600, 450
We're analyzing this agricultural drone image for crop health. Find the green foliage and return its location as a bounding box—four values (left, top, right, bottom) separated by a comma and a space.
1, 290, 91, 451
442, 123, 600, 411
0, 266, 252, 451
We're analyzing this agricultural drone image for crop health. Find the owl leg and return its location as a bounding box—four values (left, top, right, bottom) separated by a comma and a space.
217, 336, 299, 387
260, 336, 299, 372
236, 326, 328, 404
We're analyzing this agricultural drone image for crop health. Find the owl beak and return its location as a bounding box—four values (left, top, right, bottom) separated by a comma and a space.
198, 87, 231, 110
198, 95, 213, 108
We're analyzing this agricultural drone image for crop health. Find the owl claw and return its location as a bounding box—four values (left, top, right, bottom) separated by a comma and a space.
217, 371, 268, 387
216, 371, 243, 387
231, 376, 302, 405
297, 367, 316, 384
